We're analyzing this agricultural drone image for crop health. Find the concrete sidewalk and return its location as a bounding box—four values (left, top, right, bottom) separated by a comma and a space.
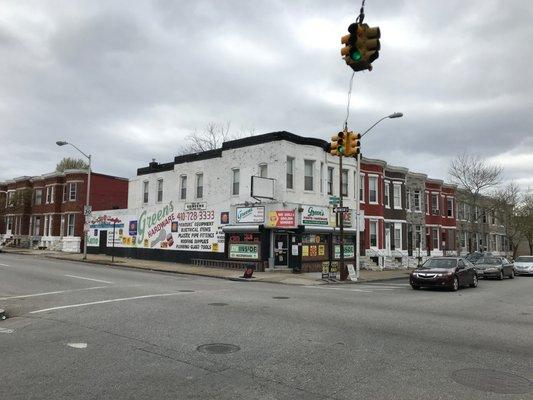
0, 248, 412, 285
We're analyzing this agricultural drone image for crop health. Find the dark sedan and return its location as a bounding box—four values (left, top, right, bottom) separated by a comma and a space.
410, 257, 478, 291
474, 257, 515, 280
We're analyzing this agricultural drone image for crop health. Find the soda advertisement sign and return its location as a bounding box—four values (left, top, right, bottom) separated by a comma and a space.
88, 202, 225, 253
301, 206, 329, 226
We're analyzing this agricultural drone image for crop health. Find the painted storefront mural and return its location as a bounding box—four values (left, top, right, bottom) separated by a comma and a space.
87, 202, 226, 253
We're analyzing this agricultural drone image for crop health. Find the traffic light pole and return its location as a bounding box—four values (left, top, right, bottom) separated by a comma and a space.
339, 154, 347, 281
355, 154, 361, 279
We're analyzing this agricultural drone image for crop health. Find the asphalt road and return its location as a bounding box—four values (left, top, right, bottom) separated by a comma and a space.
1, 253, 532, 400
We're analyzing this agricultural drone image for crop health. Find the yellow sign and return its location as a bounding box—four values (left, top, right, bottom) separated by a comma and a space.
302, 245, 309, 257
212, 243, 219, 252
318, 245, 325, 256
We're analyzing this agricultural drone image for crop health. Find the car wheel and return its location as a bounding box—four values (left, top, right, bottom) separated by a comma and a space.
499, 271, 504, 280
509, 270, 515, 279
451, 276, 459, 291
470, 274, 478, 288
411, 285, 420, 290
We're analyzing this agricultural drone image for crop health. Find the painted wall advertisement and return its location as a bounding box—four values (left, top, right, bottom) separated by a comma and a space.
87, 201, 226, 253
301, 206, 329, 226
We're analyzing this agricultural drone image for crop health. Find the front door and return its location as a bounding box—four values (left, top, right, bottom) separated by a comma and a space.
274, 233, 289, 267
99, 230, 107, 254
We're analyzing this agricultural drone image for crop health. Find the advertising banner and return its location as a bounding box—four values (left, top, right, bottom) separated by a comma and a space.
236, 206, 265, 223
267, 210, 296, 228
229, 243, 259, 259
301, 206, 329, 226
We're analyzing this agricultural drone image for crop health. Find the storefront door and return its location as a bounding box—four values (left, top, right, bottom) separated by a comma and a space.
274, 233, 289, 267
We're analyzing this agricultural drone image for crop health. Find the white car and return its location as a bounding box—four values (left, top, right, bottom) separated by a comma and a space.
514, 256, 533, 275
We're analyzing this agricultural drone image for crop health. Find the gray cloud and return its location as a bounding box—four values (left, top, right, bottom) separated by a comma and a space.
0, 0, 531, 190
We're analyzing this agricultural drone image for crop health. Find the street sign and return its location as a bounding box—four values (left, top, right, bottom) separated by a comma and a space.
83, 205, 92, 216
334, 206, 349, 213
329, 196, 340, 205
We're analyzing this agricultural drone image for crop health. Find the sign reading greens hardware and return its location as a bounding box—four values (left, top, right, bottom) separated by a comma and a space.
229, 244, 259, 260
301, 206, 329, 226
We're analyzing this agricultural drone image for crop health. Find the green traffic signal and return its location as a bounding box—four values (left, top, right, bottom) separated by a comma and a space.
351, 50, 362, 61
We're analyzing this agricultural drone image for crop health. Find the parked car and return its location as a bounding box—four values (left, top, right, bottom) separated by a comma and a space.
514, 256, 533, 276
410, 257, 478, 291
474, 256, 515, 279
465, 252, 483, 263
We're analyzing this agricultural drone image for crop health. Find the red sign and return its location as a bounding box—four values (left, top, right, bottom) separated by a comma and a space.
268, 210, 296, 228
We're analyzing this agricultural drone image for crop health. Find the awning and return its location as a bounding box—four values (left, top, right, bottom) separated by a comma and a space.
301, 226, 358, 234
222, 224, 262, 233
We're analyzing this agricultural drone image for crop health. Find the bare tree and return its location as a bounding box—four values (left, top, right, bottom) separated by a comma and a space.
178, 122, 255, 154
56, 157, 89, 172
491, 183, 524, 259
519, 192, 533, 255
449, 153, 503, 252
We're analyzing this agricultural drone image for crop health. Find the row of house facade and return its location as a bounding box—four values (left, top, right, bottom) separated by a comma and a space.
1, 132, 510, 271
0, 170, 128, 251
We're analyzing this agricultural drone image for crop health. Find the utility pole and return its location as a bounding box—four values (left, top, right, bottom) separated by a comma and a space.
339, 153, 346, 280
355, 153, 361, 277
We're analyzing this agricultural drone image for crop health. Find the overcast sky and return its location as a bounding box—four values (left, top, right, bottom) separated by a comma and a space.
1, 0, 532, 190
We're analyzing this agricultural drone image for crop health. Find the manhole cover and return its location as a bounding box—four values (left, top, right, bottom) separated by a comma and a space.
451, 368, 532, 394
178, 290, 195, 293
208, 303, 228, 306
273, 296, 290, 299
197, 343, 240, 354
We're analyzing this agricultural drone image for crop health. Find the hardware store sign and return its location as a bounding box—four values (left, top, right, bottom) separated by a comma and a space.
301, 206, 329, 226
236, 207, 265, 223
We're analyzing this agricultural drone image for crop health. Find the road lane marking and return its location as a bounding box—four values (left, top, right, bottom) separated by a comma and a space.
64, 274, 113, 284
67, 342, 87, 349
0, 263, 10, 267
30, 292, 187, 314
0, 286, 109, 300
306, 287, 374, 293
0, 327, 14, 334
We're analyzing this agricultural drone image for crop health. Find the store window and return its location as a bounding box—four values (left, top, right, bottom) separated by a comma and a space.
228, 232, 261, 260
333, 235, 355, 259
301, 234, 328, 261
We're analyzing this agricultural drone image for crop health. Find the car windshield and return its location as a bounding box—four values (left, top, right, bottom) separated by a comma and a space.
421, 259, 457, 269
515, 256, 533, 262
475, 258, 501, 265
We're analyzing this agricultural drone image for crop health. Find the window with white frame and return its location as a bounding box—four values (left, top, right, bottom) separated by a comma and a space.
259, 163, 268, 178
46, 186, 54, 204
369, 176, 378, 203
394, 224, 402, 250
393, 184, 402, 209
232, 169, 240, 195
360, 174, 364, 202
341, 169, 348, 197
384, 181, 390, 207
196, 173, 203, 198
34, 189, 43, 205
304, 160, 314, 191
66, 214, 75, 236
143, 181, 149, 204
414, 190, 421, 211
69, 183, 77, 201
327, 167, 334, 195
286, 158, 294, 190
6, 216, 13, 231
6, 191, 14, 206
432, 228, 439, 249
180, 175, 187, 200
370, 220, 378, 247
156, 179, 163, 203
431, 193, 439, 215
63, 185, 68, 202
43, 216, 49, 236
447, 198, 454, 217
320, 162, 324, 193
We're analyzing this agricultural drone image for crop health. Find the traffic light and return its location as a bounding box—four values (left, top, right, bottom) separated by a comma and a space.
330, 131, 345, 156
344, 131, 361, 157
341, 23, 380, 72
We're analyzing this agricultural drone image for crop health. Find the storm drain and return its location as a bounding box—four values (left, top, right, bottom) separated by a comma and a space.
451, 368, 532, 394
197, 343, 240, 354
208, 303, 228, 306
178, 290, 195, 293
272, 296, 290, 300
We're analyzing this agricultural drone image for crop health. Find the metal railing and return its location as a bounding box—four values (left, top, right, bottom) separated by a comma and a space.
191, 258, 263, 271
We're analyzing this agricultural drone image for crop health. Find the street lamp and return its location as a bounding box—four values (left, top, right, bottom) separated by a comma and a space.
56, 141, 92, 260
355, 112, 403, 276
